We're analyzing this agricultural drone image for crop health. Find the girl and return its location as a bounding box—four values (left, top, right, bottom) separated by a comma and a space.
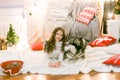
44, 27, 66, 68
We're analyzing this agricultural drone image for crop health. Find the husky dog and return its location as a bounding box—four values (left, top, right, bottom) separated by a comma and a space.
64, 38, 87, 63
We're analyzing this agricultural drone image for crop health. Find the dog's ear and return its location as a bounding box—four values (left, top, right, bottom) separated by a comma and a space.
66, 42, 69, 45
68, 38, 74, 44
81, 38, 87, 52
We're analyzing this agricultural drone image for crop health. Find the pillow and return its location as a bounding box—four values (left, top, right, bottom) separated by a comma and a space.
30, 41, 44, 51
89, 35, 116, 47
103, 54, 120, 66
76, 7, 97, 24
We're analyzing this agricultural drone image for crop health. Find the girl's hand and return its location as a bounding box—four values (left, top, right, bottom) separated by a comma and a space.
48, 62, 56, 68
55, 61, 61, 68
48, 61, 61, 68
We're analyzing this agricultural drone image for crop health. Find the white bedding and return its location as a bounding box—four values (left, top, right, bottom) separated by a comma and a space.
0, 44, 120, 75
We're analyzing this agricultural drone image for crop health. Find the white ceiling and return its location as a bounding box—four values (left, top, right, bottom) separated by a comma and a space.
0, 0, 24, 8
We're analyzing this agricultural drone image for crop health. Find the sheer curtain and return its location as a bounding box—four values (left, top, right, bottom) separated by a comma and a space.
25, 0, 49, 43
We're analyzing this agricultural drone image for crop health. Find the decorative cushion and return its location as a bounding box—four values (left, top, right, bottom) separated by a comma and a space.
76, 7, 97, 24
103, 54, 120, 66
30, 41, 44, 51
89, 35, 116, 47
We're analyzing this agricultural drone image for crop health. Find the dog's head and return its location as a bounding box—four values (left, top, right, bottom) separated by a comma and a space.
67, 38, 86, 51
63, 38, 87, 62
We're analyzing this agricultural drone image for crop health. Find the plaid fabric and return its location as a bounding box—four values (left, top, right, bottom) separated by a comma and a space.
76, 7, 97, 24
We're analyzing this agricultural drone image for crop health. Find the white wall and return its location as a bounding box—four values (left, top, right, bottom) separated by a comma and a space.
0, 0, 23, 8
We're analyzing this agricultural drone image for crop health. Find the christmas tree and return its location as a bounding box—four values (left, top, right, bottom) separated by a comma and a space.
6, 24, 19, 45
114, 0, 120, 14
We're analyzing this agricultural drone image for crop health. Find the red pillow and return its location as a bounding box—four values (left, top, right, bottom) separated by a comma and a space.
30, 41, 44, 51
76, 7, 97, 24
103, 54, 120, 66
89, 35, 116, 47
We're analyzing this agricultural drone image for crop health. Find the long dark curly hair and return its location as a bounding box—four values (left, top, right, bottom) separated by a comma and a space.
44, 27, 66, 54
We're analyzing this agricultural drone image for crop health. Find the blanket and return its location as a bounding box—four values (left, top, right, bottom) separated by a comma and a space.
0, 44, 120, 75
63, 0, 99, 41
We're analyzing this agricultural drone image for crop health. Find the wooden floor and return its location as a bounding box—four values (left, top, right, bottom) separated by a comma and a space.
0, 71, 120, 80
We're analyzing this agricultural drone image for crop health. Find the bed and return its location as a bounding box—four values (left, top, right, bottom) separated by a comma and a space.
0, 43, 120, 75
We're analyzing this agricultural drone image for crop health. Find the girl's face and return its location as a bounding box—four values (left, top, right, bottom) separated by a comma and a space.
55, 30, 63, 42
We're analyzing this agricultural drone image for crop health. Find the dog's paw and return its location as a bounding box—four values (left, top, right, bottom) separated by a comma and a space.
64, 45, 76, 54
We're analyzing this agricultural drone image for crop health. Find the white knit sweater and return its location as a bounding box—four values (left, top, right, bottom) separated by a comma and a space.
45, 41, 63, 63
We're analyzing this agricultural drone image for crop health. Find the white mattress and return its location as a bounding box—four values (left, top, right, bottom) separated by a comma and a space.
0, 44, 120, 75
